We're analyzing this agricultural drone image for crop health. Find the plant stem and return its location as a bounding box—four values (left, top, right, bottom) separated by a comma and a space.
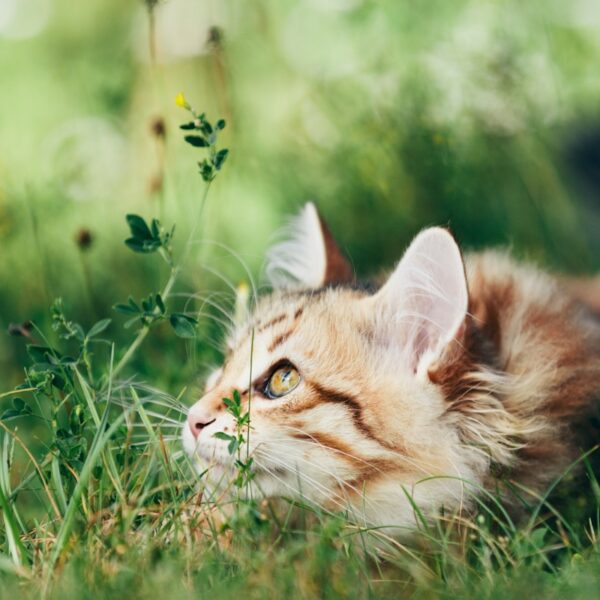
110, 183, 211, 381
245, 329, 254, 499
111, 266, 176, 380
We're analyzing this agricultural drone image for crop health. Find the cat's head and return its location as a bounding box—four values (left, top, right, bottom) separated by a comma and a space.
182, 203, 487, 529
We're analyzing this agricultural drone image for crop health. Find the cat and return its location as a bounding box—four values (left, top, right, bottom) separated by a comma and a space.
182, 202, 600, 534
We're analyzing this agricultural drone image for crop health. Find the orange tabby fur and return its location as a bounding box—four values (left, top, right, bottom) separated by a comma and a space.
183, 204, 600, 534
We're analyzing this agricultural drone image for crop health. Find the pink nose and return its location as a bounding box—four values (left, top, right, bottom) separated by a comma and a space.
187, 411, 216, 439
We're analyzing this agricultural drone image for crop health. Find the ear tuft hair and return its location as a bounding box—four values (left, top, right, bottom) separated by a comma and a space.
367, 227, 468, 375
265, 203, 353, 290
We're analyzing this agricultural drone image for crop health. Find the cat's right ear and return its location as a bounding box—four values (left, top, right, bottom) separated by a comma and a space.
365, 227, 468, 377
265, 203, 354, 290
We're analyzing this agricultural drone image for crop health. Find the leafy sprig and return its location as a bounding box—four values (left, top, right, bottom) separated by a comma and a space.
213, 390, 254, 489
176, 92, 229, 182
114, 292, 197, 339
124, 214, 174, 257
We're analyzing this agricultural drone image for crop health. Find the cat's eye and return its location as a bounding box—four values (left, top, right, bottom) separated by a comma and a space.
264, 365, 301, 399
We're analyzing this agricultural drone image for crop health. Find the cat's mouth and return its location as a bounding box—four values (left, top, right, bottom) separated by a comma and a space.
183, 430, 255, 471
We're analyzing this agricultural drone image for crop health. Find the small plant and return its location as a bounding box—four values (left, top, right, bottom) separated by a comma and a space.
213, 390, 255, 490
176, 92, 229, 182
0, 96, 233, 583
109, 95, 230, 364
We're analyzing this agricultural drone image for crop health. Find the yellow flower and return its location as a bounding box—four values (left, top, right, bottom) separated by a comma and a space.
175, 92, 188, 109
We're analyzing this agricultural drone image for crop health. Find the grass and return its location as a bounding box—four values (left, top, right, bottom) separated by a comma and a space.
1, 0, 600, 597
1, 374, 600, 600
1, 156, 599, 600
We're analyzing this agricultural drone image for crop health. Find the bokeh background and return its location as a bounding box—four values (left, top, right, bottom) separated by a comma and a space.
1, 0, 600, 389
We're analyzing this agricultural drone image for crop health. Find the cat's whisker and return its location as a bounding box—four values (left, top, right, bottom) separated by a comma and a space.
127, 439, 180, 448
257, 442, 378, 516
110, 384, 188, 411
180, 291, 235, 320
195, 310, 235, 338
253, 452, 352, 514
194, 240, 259, 308
276, 426, 393, 472
111, 405, 183, 421
127, 424, 181, 432
169, 304, 234, 336
253, 446, 358, 509
275, 427, 440, 480
128, 411, 183, 424
177, 293, 237, 338
127, 400, 187, 414
128, 434, 180, 440
271, 428, 468, 505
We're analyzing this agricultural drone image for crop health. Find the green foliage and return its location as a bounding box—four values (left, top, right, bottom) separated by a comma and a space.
0, 397, 33, 421
115, 293, 167, 328
177, 102, 229, 182
213, 390, 254, 489
169, 313, 198, 338
124, 214, 174, 255
0, 1, 600, 597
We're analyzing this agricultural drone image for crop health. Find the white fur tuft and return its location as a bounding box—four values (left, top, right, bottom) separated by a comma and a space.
369, 227, 468, 373
265, 202, 327, 290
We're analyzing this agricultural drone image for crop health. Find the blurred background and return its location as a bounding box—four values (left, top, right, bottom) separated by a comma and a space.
1, 0, 599, 389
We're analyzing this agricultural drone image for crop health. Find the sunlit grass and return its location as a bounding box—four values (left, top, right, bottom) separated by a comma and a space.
1, 0, 600, 597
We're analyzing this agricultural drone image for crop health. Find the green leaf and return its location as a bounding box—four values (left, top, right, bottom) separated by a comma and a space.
126, 214, 152, 240
529, 527, 548, 549
213, 148, 229, 170
227, 439, 240, 455
124, 238, 144, 252
87, 319, 111, 338
125, 238, 161, 253
213, 432, 234, 441
155, 294, 166, 314
12, 398, 32, 416
27, 345, 55, 363
169, 313, 197, 338
179, 122, 196, 130
199, 161, 214, 182
142, 296, 153, 313
114, 303, 138, 315
1, 409, 20, 421
184, 135, 209, 148
216, 119, 226, 130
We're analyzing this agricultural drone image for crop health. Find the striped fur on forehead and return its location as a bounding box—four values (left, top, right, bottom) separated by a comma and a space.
226, 285, 368, 354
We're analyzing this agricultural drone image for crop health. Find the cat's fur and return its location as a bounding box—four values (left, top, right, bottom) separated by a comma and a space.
182, 203, 600, 533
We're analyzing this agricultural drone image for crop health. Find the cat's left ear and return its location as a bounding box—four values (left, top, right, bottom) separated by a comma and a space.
366, 227, 468, 376
265, 202, 354, 289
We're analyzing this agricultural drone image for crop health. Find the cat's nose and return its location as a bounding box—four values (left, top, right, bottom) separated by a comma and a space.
187, 409, 216, 439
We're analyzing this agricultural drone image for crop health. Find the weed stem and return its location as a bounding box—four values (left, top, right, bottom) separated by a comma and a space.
111, 183, 211, 380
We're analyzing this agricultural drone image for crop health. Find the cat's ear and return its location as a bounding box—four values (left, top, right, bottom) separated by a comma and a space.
366, 227, 468, 375
265, 202, 353, 289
